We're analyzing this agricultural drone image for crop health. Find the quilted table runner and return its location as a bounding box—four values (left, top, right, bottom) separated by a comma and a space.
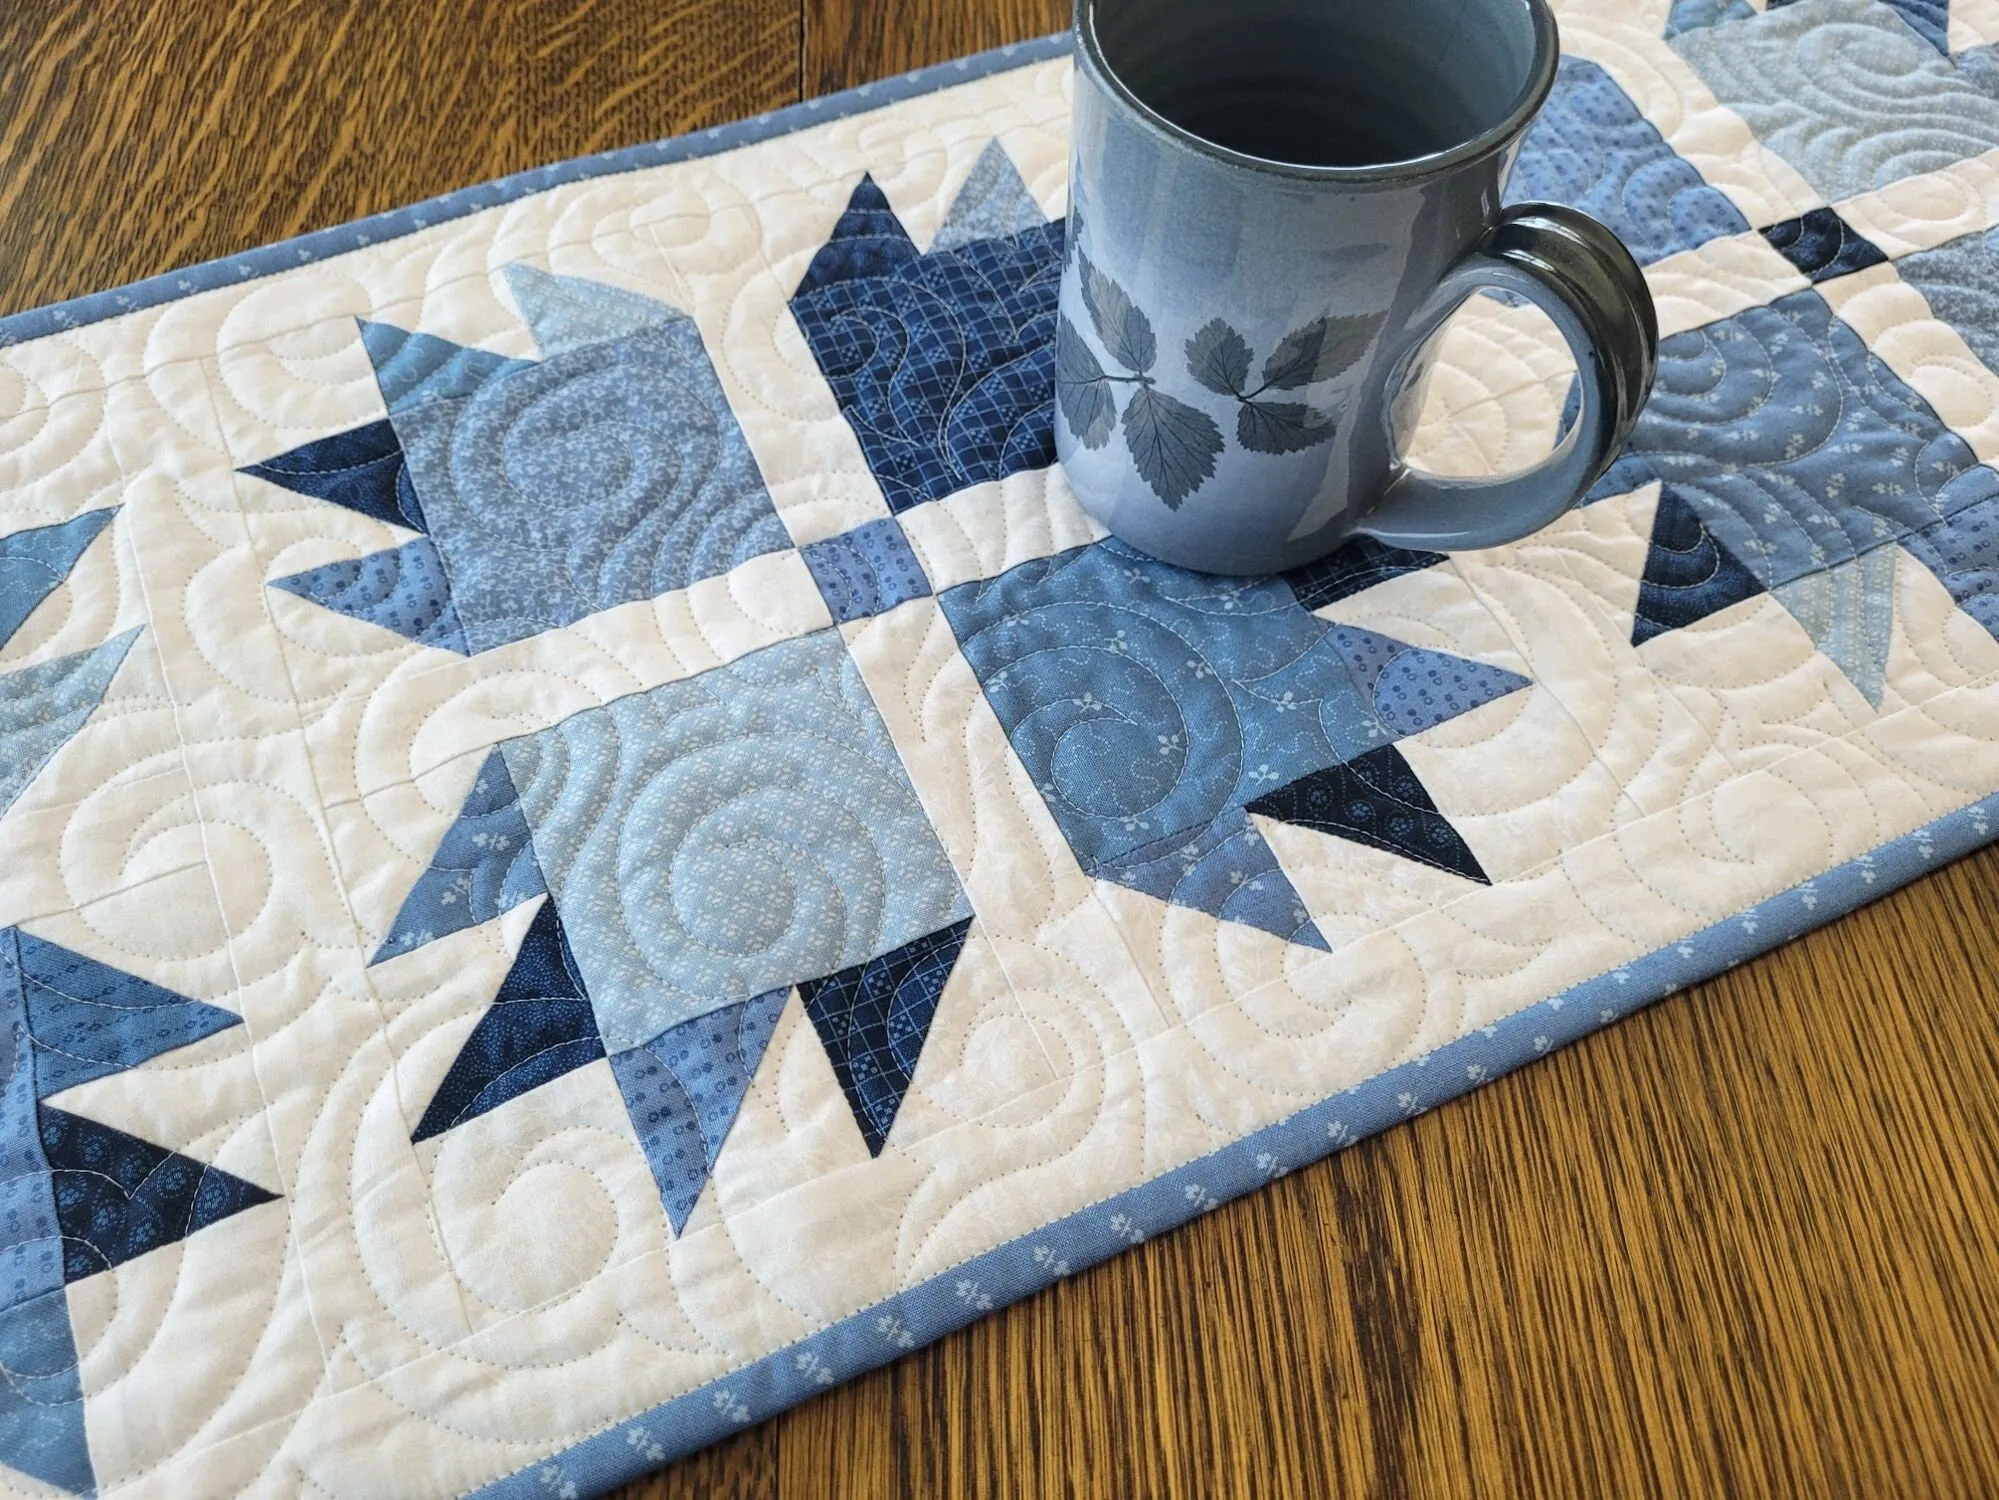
7, 1, 1999, 1492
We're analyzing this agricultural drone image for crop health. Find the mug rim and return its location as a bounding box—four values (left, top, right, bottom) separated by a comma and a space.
1073, 0, 1561, 184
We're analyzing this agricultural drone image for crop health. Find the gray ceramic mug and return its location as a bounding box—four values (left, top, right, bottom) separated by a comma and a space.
1058, 0, 1658, 574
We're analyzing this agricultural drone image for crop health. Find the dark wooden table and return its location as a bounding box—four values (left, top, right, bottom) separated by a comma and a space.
6, 0, 1996, 1493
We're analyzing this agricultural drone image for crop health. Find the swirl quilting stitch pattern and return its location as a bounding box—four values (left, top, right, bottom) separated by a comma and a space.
479, 629, 967, 1051
790, 146, 1066, 514
1671, 0, 1999, 201
1592, 289, 1999, 590
1507, 56, 1750, 266
248, 267, 791, 656
939, 541, 1526, 938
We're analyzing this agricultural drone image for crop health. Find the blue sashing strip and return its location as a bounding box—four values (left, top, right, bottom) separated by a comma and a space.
477, 789, 1999, 1498
0, 34, 1076, 349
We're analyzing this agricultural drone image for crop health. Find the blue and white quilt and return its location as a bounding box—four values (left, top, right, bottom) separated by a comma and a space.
5, 0, 1999, 1492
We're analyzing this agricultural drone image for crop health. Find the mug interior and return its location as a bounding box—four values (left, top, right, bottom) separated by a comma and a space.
1083, 0, 1546, 172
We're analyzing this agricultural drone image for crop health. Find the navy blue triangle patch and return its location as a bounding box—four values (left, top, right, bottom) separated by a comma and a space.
795, 175, 920, 297
1634, 486, 1766, 645
1248, 745, 1490, 883
1885, 0, 1949, 53
799, 917, 971, 1156
1281, 535, 1447, 613
239, 418, 426, 533
39, 1105, 277, 1283
410, 900, 604, 1143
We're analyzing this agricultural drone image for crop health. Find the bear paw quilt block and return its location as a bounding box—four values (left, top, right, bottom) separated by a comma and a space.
4, 3, 1999, 1494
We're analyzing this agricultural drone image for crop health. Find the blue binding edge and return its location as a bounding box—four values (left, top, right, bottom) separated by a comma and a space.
0, 33, 1075, 349
479, 787, 1999, 1497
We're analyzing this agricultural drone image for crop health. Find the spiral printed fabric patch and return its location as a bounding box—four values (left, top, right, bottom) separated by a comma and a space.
939, 541, 1527, 937
377, 628, 974, 1219
249, 264, 791, 655
13, 10, 1999, 1494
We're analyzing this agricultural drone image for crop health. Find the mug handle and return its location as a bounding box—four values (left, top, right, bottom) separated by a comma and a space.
1357, 202, 1659, 552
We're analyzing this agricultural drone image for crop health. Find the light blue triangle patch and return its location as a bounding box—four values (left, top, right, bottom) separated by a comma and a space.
372, 749, 547, 963
1327, 624, 1406, 700
610, 989, 788, 1234
932, 140, 1047, 253
10, 929, 243, 1100
502, 265, 688, 357
271, 537, 469, 654
1329, 625, 1530, 738
0, 510, 117, 652
358, 320, 534, 413
0, 628, 139, 818
1774, 545, 1898, 707
0, 1287, 91, 1496
1100, 808, 1330, 952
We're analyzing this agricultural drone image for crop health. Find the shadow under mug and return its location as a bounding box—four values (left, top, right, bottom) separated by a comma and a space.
1057, 0, 1659, 575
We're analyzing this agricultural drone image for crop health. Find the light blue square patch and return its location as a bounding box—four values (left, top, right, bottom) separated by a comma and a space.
1671, 0, 1999, 202
497, 630, 969, 1052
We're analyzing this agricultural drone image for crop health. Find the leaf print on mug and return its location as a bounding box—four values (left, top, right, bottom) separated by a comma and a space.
1184, 312, 1381, 455
1059, 247, 1225, 509
1057, 245, 1379, 507
1124, 384, 1225, 507
1056, 315, 1119, 449
1236, 400, 1336, 454
1261, 314, 1380, 388
1079, 250, 1158, 374
1186, 319, 1254, 397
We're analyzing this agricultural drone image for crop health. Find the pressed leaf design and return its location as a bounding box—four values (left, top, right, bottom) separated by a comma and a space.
1186, 319, 1252, 398
1076, 248, 1157, 375
1123, 385, 1223, 509
1056, 314, 1118, 450
1260, 313, 1383, 390
1238, 400, 1337, 455
1066, 273, 1353, 505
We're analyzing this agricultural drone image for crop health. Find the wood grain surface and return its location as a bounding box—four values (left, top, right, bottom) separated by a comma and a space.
4, 0, 1995, 1494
